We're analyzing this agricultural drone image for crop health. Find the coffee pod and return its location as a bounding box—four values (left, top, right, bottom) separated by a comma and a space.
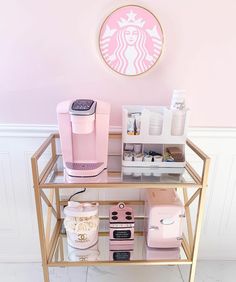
144, 155, 152, 162
124, 152, 133, 161
125, 144, 134, 151
154, 155, 163, 162
134, 153, 144, 162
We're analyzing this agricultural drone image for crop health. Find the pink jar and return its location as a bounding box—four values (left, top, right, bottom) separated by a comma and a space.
64, 202, 99, 249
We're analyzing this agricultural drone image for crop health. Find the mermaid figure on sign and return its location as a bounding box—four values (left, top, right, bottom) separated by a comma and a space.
100, 10, 162, 75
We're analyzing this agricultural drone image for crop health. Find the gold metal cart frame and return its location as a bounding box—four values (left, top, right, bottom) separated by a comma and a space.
31, 133, 210, 282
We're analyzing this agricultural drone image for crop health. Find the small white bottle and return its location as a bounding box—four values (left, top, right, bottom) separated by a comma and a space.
171, 90, 186, 136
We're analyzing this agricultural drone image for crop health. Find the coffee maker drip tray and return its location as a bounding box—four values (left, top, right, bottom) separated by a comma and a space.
65, 162, 105, 177
66, 162, 104, 171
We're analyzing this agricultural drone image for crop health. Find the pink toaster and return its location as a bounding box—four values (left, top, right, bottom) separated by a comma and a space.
109, 202, 134, 246
145, 189, 185, 248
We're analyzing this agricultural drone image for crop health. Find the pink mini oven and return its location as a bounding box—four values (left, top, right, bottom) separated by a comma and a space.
109, 202, 134, 246
109, 243, 134, 261
145, 189, 185, 248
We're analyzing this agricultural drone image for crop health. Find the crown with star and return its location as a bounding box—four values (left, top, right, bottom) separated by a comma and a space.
118, 10, 146, 28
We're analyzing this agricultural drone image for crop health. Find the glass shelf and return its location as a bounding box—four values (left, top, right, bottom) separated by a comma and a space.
50, 232, 189, 266
41, 155, 198, 188
48, 216, 191, 266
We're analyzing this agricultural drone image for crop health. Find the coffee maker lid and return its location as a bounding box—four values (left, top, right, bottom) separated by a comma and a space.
64, 201, 99, 217
69, 99, 97, 116
57, 99, 110, 115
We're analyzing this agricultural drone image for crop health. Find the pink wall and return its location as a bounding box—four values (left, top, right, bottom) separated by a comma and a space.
0, 0, 236, 127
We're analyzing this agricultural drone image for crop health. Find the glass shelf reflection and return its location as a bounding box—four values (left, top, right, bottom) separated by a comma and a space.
44, 155, 196, 186
52, 233, 187, 264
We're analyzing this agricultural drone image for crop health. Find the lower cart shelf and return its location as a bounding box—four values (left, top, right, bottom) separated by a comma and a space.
48, 221, 191, 267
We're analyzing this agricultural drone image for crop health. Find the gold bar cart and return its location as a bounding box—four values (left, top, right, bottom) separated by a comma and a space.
31, 133, 210, 282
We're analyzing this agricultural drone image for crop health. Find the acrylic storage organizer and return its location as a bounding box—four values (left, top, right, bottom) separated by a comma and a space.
122, 105, 190, 168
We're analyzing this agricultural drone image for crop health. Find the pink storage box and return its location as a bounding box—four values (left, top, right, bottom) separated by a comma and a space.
145, 189, 185, 248
145, 245, 180, 260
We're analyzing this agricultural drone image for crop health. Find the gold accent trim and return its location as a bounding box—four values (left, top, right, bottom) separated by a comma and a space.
183, 189, 194, 253
40, 190, 57, 218
60, 200, 144, 206
40, 182, 202, 189
45, 190, 54, 253
189, 158, 210, 282
186, 162, 202, 185
185, 189, 200, 207
48, 260, 192, 267
48, 219, 63, 262
31, 157, 50, 282
182, 234, 191, 260
186, 139, 210, 162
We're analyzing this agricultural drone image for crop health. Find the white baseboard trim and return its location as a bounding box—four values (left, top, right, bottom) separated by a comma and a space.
188, 127, 236, 138
0, 124, 57, 137
0, 123, 236, 138
0, 255, 41, 263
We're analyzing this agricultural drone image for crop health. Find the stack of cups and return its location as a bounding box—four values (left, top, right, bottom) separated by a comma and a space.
149, 112, 163, 136
171, 110, 185, 136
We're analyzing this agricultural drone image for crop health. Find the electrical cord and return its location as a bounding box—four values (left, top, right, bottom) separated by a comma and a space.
68, 188, 86, 202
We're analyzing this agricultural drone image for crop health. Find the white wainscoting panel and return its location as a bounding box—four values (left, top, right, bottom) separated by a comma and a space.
0, 124, 236, 261
0, 152, 18, 236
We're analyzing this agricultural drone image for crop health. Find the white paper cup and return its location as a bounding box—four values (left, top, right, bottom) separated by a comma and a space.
149, 126, 162, 135
149, 113, 163, 135
171, 110, 185, 136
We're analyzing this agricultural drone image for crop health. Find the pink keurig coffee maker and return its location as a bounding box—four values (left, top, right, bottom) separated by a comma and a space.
57, 99, 110, 177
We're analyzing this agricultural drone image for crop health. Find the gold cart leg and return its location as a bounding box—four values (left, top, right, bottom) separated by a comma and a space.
32, 158, 50, 282
189, 159, 210, 282
34, 186, 50, 282
189, 191, 204, 282
42, 264, 50, 282
55, 188, 61, 219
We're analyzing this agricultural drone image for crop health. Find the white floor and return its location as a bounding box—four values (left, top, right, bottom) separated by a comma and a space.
0, 261, 236, 282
